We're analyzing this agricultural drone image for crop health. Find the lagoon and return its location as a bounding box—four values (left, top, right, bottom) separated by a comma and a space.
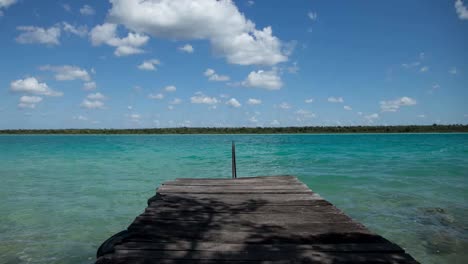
0, 134, 467, 263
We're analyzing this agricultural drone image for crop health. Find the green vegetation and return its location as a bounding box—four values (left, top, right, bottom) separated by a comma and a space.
1, 124, 467, 134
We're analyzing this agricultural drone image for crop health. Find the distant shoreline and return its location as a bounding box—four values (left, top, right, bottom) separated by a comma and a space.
1, 125, 467, 134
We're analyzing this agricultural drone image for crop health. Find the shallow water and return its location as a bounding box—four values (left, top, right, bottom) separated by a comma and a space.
0, 134, 467, 263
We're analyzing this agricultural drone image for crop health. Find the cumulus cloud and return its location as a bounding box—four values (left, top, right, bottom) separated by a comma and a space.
83, 81, 97, 90
401, 61, 420, 69
107, 0, 287, 65
270, 120, 280, 126
449, 67, 458, 75
204, 68, 230, 81
87, 92, 106, 100
62, 22, 88, 37
190, 92, 219, 105
308, 11, 318, 21
16, 25, 61, 45
178, 44, 194, 53
242, 69, 282, 90
40, 65, 91, 81
455, 0, 468, 20
90, 23, 149, 56
380, 97, 417, 112
295, 109, 316, 118
305, 98, 314, 103
278, 102, 291, 110
328, 97, 344, 103
10, 77, 62, 96
80, 4, 95, 16
0, 0, 17, 16
226, 98, 241, 108
344, 105, 352, 111
74, 115, 88, 121
138, 59, 160, 71
420, 66, 429, 73
364, 113, 379, 122
247, 98, 262, 105
148, 93, 164, 100
18, 95, 42, 109
169, 98, 182, 104
81, 99, 104, 109
165, 85, 176, 92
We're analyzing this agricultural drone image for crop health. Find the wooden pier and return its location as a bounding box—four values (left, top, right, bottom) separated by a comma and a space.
96, 176, 418, 263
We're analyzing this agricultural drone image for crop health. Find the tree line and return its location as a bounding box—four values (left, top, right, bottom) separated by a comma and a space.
1, 124, 467, 134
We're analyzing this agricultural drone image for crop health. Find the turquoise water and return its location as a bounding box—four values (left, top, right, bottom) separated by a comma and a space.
0, 134, 467, 263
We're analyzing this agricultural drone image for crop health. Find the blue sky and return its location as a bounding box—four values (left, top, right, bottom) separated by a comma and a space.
0, 0, 467, 129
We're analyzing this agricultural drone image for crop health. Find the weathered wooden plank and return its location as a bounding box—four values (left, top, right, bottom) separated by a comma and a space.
115, 241, 404, 253
148, 197, 332, 207
98, 250, 418, 264
133, 212, 354, 225
144, 203, 340, 214
159, 184, 310, 191
158, 189, 314, 194
123, 227, 376, 245
153, 193, 325, 203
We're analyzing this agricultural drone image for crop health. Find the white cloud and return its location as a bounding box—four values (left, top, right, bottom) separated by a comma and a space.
81, 99, 104, 109
328, 97, 344, 103
10, 77, 62, 96
148, 93, 164, 100
16, 25, 61, 45
18, 95, 42, 109
305, 98, 314, 103
248, 116, 258, 123
278, 102, 291, 110
287, 62, 299, 74
83, 81, 97, 90
247, 98, 262, 105
417, 114, 426, 118
80, 4, 95, 16
308, 11, 318, 21
129, 113, 141, 121
364, 113, 379, 122
40, 65, 91, 81
380, 97, 417, 112
74, 115, 88, 121
87, 92, 106, 100
401, 61, 420, 69
90, 23, 149, 56
449, 67, 458, 75
204, 68, 230, 81
270, 120, 280, 126
455, 0, 468, 20
138, 59, 160, 71
62, 22, 88, 37
344, 105, 352, 111
107, 0, 287, 65
226, 98, 241, 108
190, 93, 219, 105
295, 109, 316, 118
0, 0, 17, 16
242, 69, 282, 90
420, 66, 429, 73
247, 1, 255, 7
165, 85, 176, 92
169, 98, 182, 105
178, 44, 194, 53
62, 4, 71, 12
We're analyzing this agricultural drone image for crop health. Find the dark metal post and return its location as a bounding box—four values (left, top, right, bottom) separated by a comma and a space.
232, 141, 237, 179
